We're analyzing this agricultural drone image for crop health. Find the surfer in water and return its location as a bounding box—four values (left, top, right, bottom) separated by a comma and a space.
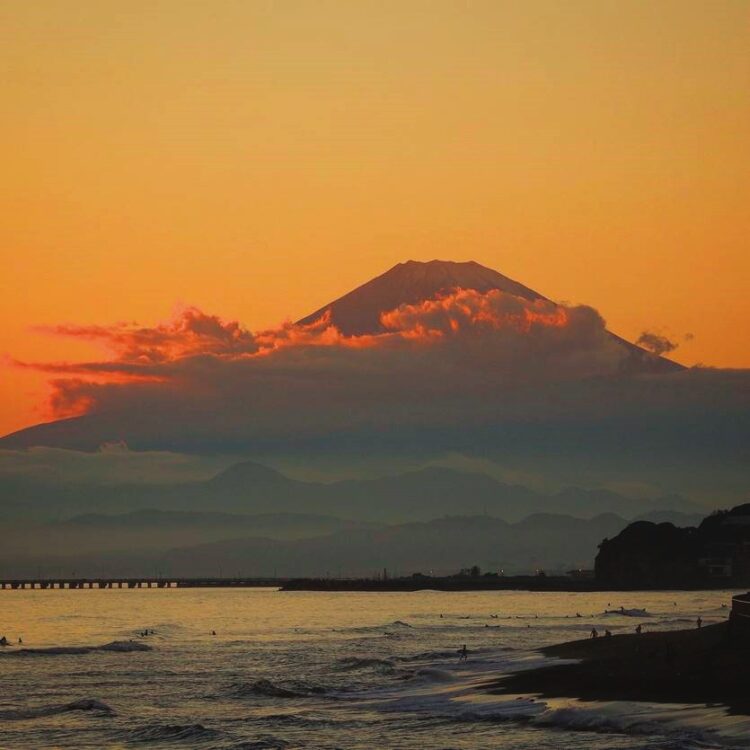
458, 644, 468, 661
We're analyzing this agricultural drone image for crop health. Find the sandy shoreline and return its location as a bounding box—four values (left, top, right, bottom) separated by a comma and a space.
489, 621, 750, 714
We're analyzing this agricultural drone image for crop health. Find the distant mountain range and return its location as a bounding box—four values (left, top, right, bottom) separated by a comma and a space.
0, 510, 377, 559
0, 450, 709, 578
0, 460, 702, 524
0, 508, 707, 579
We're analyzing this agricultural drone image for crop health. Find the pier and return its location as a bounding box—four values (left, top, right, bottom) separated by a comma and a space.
0, 577, 290, 590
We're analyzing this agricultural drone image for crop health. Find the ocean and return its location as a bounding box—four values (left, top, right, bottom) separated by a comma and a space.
0, 588, 746, 749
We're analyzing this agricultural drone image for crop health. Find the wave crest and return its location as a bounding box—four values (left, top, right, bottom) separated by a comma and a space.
228, 678, 327, 699
335, 656, 395, 673
128, 723, 221, 742
1, 640, 152, 657
0, 698, 114, 720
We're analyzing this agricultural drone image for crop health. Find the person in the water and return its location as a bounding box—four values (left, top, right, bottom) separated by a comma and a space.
458, 644, 468, 661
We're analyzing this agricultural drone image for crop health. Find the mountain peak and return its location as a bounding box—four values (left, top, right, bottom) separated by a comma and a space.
297, 259, 544, 335
297, 259, 683, 372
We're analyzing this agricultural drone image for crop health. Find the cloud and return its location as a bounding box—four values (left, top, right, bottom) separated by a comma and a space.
14, 289, 627, 421
381, 288, 571, 336
636, 331, 678, 356
36, 307, 259, 363
3, 288, 749, 508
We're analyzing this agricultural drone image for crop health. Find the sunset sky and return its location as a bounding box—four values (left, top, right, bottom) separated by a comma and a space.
2, 0, 749, 436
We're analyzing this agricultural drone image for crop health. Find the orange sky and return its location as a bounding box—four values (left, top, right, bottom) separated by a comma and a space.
1, 0, 749, 437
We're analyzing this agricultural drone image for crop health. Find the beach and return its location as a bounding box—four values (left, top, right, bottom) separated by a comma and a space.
492, 620, 750, 714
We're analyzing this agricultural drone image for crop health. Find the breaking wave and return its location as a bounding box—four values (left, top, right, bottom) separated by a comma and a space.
228, 678, 328, 699
531, 705, 718, 743
1, 640, 152, 656
127, 723, 221, 742
0, 698, 114, 720
387, 691, 725, 745
335, 656, 396, 672
230, 739, 289, 750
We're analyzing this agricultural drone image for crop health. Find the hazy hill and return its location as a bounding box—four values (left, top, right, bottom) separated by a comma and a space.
0, 512, 631, 579
0, 510, 376, 558
596, 503, 750, 587
0, 460, 702, 524
633, 509, 706, 527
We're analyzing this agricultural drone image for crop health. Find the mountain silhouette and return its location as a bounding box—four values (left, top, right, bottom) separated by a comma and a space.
298, 259, 682, 371
297, 259, 545, 334
0, 459, 700, 524
0, 511, 639, 578
0, 259, 683, 452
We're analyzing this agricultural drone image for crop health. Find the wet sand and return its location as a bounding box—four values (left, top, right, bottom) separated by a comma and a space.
490, 621, 750, 714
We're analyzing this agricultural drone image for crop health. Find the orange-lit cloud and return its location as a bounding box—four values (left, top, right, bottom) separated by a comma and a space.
381, 288, 569, 337
36, 308, 259, 363
11, 289, 629, 424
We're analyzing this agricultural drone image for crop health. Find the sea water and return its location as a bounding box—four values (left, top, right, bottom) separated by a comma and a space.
0, 588, 746, 749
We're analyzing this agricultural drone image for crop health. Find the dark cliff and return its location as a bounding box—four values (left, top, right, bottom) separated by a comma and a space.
596, 503, 750, 587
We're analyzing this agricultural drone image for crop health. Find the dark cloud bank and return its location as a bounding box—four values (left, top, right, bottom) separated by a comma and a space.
2, 288, 749, 505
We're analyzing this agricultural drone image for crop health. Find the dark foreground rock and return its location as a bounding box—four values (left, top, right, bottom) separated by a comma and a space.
490, 621, 750, 714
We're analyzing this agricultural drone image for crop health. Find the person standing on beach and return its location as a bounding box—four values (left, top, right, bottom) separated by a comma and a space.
635, 624, 642, 634
696, 617, 702, 629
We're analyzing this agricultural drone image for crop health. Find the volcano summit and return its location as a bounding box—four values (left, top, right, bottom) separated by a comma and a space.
298, 259, 681, 373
